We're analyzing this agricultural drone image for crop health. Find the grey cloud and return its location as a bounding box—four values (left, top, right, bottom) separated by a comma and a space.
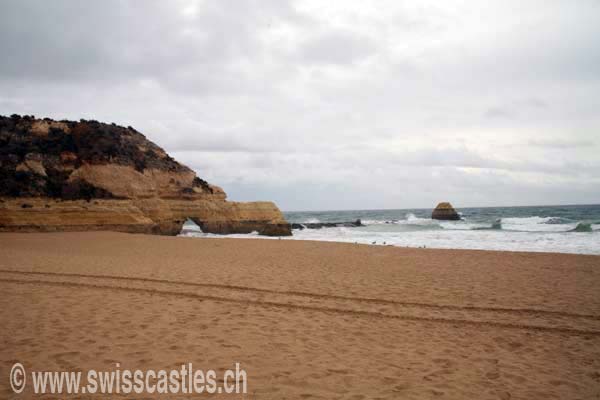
298, 30, 376, 65
176, 148, 600, 210
484, 107, 516, 120
0, 0, 599, 209
0, 0, 303, 94
484, 98, 551, 120
527, 139, 596, 149
527, 98, 548, 109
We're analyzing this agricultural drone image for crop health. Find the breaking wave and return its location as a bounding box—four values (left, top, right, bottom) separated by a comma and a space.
181, 205, 600, 255
304, 217, 321, 223
358, 215, 594, 234
472, 220, 502, 230
570, 222, 593, 232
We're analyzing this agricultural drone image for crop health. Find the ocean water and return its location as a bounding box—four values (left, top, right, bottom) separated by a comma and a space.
180, 204, 600, 255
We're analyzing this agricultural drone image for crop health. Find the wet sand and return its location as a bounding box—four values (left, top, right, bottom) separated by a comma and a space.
1, 232, 599, 399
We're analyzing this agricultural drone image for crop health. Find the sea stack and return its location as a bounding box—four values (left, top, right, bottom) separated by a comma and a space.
431, 202, 461, 220
0, 114, 292, 236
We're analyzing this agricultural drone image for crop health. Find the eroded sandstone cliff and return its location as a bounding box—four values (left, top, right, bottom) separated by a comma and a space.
0, 114, 291, 236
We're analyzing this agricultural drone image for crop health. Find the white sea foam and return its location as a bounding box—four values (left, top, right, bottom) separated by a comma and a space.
179, 218, 203, 235
178, 212, 600, 255
304, 218, 321, 223
360, 219, 391, 225
404, 213, 439, 225
500, 216, 577, 232
179, 225, 600, 255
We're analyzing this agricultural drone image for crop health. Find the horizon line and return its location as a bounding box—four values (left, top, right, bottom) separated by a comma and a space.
282, 202, 600, 213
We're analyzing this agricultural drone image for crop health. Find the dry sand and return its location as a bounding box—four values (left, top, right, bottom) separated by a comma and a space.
1, 231, 600, 399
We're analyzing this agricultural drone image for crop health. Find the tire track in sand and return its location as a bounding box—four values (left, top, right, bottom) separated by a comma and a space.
2, 271, 600, 336
1, 268, 598, 320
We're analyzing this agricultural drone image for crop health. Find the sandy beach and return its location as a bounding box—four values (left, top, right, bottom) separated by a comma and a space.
1, 231, 600, 399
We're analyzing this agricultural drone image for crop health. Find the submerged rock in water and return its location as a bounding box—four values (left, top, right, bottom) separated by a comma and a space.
431, 202, 461, 220
259, 221, 294, 236
570, 222, 592, 232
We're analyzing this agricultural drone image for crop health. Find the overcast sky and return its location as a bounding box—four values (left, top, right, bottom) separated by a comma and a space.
1, 1, 599, 210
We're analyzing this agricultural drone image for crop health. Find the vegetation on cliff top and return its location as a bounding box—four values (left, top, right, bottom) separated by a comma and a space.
0, 114, 212, 199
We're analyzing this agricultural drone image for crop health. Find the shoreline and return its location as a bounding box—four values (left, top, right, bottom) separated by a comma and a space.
182, 232, 600, 257
4, 228, 600, 257
179, 231, 600, 257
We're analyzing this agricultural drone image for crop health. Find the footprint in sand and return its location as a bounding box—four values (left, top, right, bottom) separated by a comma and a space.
51, 351, 82, 369
392, 383, 410, 392
486, 371, 501, 380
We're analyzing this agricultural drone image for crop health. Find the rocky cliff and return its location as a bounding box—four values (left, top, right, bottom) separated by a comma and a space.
0, 114, 291, 236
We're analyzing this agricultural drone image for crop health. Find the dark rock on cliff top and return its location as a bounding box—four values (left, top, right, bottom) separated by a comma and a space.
0, 114, 214, 199
0, 115, 184, 170
431, 202, 461, 220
